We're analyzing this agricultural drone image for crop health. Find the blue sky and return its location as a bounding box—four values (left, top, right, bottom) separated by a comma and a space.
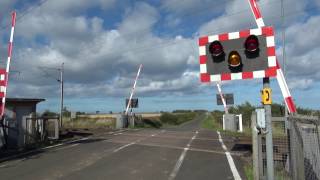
0, 0, 319, 113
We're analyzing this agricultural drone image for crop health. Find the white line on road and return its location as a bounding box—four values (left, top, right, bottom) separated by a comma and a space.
113, 142, 135, 153
168, 130, 198, 180
41, 143, 64, 150
217, 131, 241, 180
56, 143, 79, 151
111, 131, 161, 153
66, 137, 89, 144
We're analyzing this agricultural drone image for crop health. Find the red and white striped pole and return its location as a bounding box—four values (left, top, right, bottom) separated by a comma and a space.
216, 83, 228, 114
125, 64, 143, 115
247, 0, 296, 113
1, 11, 16, 118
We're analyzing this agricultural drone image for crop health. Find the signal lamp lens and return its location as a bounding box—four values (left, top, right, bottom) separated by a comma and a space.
245, 35, 259, 52
228, 51, 241, 67
209, 41, 224, 56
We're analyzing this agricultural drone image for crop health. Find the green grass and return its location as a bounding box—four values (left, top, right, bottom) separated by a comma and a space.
201, 113, 252, 137
244, 163, 254, 180
201, 114, 221, 130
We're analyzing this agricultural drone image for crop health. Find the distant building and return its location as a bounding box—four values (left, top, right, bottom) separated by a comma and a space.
0, 98, 45, 149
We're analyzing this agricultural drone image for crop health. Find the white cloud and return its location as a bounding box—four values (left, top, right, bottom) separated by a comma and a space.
5, 0, 319, 108
8, 1, 200, 99
38, 0, 115, 15
284, 15, 320, 82
118, 2, 159, 37
162, 0, 226, 15
198, 0, 253, 36
198, 0, 308, 36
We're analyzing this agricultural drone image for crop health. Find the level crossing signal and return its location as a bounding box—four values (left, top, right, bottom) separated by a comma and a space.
126, 98, 139, 108
199, 26, 277, 82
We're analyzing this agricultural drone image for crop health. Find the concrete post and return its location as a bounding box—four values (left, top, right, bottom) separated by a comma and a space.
263, 78, 274, 180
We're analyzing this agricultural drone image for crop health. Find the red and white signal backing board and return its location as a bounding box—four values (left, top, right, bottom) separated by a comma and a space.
199, 26, 277, 82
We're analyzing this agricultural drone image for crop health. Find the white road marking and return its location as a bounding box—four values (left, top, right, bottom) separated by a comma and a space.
168, 147, 188, 180
168, 130, 198, 180
56, 143, 79, 150
113, 142, 135, 153
111, 131, 161, 153
104, 139, 241, 156
66, 137, 89, 144
41, 143, 64, 150
217, 131, 242, 180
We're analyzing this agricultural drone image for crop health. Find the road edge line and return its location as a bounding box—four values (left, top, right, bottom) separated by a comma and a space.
217, 131, 242, 180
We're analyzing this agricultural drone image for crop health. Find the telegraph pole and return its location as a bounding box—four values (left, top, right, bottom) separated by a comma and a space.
37, 63, 65, 127
59, 63, 64, 128
281, 0, 288, 118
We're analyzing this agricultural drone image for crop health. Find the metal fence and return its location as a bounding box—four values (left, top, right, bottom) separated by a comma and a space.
257, 117, 290, 179
289, 115, 320, 180
24, 116, 59, 146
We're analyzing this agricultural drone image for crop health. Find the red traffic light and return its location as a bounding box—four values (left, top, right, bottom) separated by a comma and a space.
209, 41, 224, 57
245, 35, 259, 52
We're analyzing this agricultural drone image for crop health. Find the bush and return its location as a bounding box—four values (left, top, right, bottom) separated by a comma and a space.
143, 118, 162, 128
160, 113, 179, 125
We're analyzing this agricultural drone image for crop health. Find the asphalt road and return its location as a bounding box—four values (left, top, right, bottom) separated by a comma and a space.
0, 114, 245, 180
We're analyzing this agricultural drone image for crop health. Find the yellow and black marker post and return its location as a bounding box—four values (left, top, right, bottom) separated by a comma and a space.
261, 88, 272, 105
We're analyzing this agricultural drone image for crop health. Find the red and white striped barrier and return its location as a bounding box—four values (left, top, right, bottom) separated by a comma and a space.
199, 26, 277, 82
216, 82, 228, 114
276, 62, 296, 113
0, 11, 16, 118
247, 0, 265, 27
247, 0, 297, 113
125, 64, 143, 115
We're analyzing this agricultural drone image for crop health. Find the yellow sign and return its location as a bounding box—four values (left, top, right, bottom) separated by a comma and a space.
261, 88, 272, 105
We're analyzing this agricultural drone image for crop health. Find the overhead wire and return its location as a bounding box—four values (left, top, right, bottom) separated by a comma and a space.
37, 66, 61, 82
0, 0, 280, 39
0, 0, 51, 32
2, 0, 317, 83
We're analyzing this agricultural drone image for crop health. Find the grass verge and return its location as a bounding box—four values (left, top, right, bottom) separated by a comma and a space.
160, 112, 197, 126
244, 163, 254, 180
63, 117, 115, 129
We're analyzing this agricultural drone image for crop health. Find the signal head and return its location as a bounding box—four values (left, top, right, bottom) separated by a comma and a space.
228, 51, 242, 67
209, 41, 224, 57
245, 35, 259, 52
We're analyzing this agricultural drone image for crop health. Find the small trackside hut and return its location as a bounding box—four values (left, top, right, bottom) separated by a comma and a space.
0, 98, 45, 149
